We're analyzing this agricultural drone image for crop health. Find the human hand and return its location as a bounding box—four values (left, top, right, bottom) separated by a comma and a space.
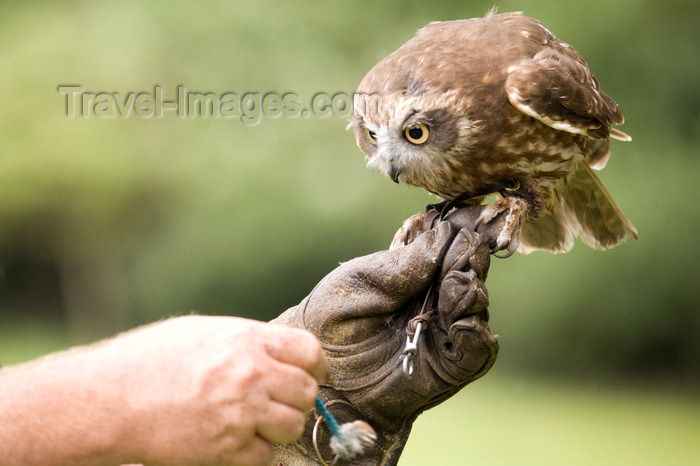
105, 316, 327, 465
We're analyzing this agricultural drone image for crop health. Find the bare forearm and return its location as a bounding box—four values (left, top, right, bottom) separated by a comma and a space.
0, 346, 129, 465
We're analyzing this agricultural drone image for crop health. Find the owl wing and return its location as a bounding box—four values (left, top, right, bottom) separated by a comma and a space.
519, 162, 638, 254
505, 46, 631, 150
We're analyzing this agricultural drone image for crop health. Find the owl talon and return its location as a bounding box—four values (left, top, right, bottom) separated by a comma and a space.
390, 211, 433, 249
494, 232, 519, 259
476, 197, 528, 256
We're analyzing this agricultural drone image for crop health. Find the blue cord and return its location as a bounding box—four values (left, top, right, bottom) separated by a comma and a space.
315, 396, 344, 440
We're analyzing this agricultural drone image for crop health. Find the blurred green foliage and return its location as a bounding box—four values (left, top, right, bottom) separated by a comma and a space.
1, 0, 699, 400
402, 373, 700, 465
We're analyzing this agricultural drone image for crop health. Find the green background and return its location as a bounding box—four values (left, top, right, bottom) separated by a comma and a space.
2, 0, 699, 464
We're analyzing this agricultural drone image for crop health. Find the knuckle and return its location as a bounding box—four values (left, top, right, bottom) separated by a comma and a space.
236, 361, 264, 387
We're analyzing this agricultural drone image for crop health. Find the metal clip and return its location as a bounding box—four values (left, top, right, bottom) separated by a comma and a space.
401, 321, 423, 378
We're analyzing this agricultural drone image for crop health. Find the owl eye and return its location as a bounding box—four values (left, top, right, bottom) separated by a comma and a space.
404, 124, 429, 145
365, 129, 378, 145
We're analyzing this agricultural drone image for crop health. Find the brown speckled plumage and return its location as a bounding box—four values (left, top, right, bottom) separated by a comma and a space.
352, 11, 637, 253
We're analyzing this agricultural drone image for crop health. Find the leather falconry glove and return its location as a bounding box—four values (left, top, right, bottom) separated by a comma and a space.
272, 205, 506, 465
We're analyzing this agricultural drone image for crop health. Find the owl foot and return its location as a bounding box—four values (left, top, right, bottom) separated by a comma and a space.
426, 199, 458, 219
390, 210, 439, 249
427, 192, 475, 220
475, 196, 528, 257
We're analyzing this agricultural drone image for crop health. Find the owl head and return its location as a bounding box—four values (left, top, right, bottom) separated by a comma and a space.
350, 88, 477, 198
349, 16, 512, 199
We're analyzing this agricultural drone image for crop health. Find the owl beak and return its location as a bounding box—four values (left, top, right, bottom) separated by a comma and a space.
387, 162, 402, 184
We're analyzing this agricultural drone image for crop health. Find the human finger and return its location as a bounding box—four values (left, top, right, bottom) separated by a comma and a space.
262, 361, 318, 412
226, 434, 273, 466
257, 400, 308, 444
264, 327, 327, 381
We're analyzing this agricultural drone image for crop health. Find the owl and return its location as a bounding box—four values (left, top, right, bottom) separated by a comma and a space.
351, 11, 637, 255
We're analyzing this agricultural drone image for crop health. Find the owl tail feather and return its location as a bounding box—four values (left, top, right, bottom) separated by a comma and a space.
518, 162, 637, 254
